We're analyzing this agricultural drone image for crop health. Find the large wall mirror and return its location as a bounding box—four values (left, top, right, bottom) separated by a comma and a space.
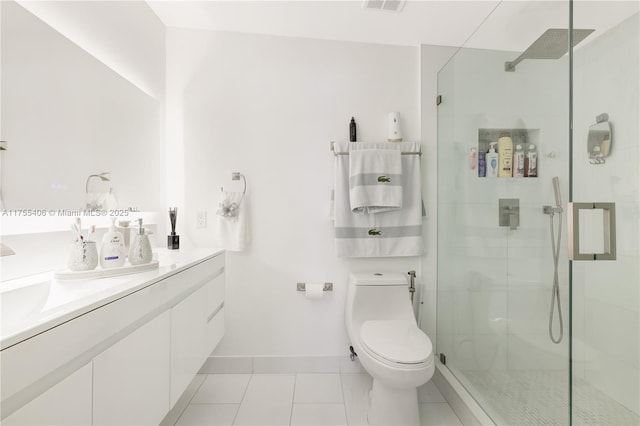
1, 1, 162, 216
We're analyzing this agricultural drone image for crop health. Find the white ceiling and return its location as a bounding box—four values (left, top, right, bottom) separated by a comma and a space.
147, 1, 639, 52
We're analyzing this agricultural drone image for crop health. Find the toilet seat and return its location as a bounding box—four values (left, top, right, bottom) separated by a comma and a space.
360, 320, 433, 368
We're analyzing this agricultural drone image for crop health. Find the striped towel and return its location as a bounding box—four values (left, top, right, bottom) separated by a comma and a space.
333, 141, 423, 257
349, 146, 402, 214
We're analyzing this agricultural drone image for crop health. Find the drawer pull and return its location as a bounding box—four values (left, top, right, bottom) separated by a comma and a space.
207, 302, 224, 323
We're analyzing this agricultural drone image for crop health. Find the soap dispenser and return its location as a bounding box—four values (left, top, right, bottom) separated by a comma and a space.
100, 218, 126, 268
129, 218, 152, 265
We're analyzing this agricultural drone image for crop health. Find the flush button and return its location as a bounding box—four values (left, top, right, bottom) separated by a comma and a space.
374, 273, 382, 276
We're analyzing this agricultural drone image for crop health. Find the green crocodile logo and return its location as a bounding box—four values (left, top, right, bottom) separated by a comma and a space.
368, 228, 382, 236
377, 175, 391, 183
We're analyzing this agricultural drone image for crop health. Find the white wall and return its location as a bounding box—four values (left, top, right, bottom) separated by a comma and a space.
166, 28, 424, 357
572, 12, 639, 415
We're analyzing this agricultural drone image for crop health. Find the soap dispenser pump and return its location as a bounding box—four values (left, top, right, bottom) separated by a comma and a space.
129, 218, 152, 265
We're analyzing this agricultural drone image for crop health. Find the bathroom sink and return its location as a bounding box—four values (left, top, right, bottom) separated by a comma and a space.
0, 280, 51, 335
0, 272, 139, 347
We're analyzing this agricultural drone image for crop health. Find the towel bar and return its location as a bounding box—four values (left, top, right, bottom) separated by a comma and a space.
330, 141, 421, 156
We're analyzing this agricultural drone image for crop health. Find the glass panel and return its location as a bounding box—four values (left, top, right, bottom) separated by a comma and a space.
436, 1, 572, 424
571, 1, 640, 424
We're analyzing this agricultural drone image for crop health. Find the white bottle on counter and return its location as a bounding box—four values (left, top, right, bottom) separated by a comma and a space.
100, 218, 126, 268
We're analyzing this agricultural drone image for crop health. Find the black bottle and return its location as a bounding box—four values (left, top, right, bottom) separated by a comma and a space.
349, 117, 357, 142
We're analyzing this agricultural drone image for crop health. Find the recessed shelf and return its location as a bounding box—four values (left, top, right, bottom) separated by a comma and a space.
477, 128, 540, 178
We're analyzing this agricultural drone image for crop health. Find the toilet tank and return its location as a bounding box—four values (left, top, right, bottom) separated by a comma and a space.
346, 272, 415, 330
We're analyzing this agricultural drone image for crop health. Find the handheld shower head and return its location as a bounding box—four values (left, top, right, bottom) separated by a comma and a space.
543, 177, 564, 216
552, 176, 562, 210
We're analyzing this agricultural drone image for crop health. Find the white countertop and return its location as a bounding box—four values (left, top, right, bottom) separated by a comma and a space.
0, 248, 223, 350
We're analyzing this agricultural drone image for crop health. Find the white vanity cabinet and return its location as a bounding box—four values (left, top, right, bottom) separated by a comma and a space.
93, 311, 171, 426
1, 363, 93, 426
0, 249, 225, 426
170, 257, 225, 406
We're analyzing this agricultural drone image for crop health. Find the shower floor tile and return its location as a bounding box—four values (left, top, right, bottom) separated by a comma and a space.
461, 370, 639, 425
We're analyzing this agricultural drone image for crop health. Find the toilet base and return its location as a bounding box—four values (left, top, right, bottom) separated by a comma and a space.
367, 379, 420, 426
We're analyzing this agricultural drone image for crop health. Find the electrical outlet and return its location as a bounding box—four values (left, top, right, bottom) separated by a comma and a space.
196, 211, 207, 229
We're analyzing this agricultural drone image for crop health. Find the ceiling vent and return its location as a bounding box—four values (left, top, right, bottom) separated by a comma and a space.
362, 0, 406, 13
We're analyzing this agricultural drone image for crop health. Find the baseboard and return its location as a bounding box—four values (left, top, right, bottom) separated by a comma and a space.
160, 374, 206, 426
199, 355, 366, 375
432, 360, 495, 426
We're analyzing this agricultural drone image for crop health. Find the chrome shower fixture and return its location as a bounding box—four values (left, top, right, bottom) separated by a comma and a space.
505, 28, 594, 72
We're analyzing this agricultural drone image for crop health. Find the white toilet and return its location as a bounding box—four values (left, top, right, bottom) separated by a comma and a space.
345, 272, 434, 426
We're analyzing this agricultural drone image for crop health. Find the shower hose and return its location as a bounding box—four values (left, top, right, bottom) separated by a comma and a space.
548, 210, 564, 344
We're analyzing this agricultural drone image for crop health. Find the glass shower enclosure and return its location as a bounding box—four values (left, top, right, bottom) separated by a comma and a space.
436, 1, 639, 424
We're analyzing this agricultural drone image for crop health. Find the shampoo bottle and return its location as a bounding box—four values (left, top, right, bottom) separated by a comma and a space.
525, 143, 538, 177
497, 133, 513, 177
513, 143, 525, 178
100, 218, 126, 268
486, 142, 499, 178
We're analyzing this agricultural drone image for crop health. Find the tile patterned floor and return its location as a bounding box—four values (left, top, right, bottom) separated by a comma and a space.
462, 370, 640, 426
172, 373, 463, 426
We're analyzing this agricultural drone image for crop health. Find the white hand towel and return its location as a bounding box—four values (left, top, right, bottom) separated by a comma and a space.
213, 191, 249, 251
349, 144, 402, 214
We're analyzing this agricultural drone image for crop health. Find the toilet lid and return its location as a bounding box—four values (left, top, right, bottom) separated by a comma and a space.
360, 320, 432, 365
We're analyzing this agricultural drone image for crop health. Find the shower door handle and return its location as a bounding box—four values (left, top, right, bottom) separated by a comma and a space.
567, 202, 616, 260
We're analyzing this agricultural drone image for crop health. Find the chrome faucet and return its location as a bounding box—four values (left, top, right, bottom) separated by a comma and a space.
1, 243, 15, 256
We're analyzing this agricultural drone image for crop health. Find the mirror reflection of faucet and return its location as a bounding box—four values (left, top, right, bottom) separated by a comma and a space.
85, 172, 117, 210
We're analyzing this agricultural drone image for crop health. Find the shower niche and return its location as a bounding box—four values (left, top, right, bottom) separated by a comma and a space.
477, 128, 540, 178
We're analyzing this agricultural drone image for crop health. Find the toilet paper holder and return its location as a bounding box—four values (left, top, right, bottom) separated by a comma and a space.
297, 282, 333, 292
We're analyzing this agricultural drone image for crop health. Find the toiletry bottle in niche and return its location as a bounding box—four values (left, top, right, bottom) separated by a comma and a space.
513, 143, 525, 178
525, 143, 538, 177
486, 142, 499, 178
129, 218, 152, 265
497, 133, 513, 177
100, 217, 126, 268
478, 149, 486, 177
349, 117, 357, 142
